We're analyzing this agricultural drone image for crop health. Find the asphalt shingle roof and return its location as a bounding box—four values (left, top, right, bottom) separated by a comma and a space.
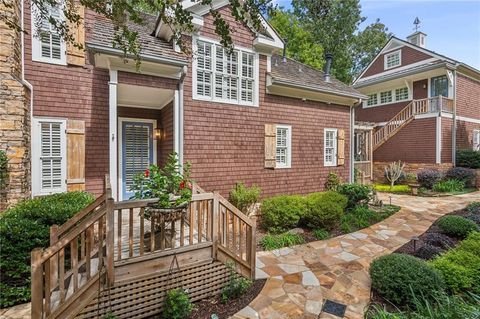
87, 13, 186, 61
270, 55, 365, 98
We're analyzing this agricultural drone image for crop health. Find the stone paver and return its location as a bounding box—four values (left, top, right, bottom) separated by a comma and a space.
231, 191, 480, 319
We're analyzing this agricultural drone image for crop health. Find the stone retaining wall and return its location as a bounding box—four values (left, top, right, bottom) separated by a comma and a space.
373, 161, 453, 183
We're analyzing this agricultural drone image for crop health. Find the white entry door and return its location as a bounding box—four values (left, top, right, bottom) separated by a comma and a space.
120, 120, 156, 200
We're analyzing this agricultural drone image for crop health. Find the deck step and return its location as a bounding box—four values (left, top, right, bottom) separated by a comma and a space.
76, 260, 231, 319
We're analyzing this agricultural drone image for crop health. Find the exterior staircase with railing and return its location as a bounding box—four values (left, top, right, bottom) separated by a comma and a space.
372, 95, 453, 151
30, 177, 256, 319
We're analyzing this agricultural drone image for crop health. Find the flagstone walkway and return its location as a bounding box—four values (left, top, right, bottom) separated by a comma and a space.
231, 191, 480, 319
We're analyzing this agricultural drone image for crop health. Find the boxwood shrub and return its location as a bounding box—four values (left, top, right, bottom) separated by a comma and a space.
337, 183, 371, 209
437, 215, 479, 238
456, 149, 480, 169
260, 195, 307, 233
0, 192, 94, 307
303, 191, 347, 230
370, 253, 445, 306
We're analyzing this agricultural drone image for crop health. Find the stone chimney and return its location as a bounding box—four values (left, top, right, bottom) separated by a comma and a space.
407, 31, 427, 48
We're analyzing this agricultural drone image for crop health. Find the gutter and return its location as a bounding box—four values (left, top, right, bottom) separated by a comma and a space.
354, 61, 455, 89
86, 43, 188, 67
452, 69, 457, 166
350, 100, 362, 183
178, 66, 187, 171
269, 76, 367, 100
21, 0, 35, 198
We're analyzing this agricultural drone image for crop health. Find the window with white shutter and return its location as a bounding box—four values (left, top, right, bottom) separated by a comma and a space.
31, 3, 66, 64
275, 125, 291, 168
194, 39, 258, 106
32, 118, 67, 195
324, 129, 338, 167
473, 130, 480, 151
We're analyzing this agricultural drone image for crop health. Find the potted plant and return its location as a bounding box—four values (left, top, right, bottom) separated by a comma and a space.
405, 172, 420, 195
130, 152, 192, 250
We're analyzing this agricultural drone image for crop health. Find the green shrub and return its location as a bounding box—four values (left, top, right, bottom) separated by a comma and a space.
466, 201, 480, 214
221, 262, 252, 303
337, 183, 371, 209
430, 254, 478, 294
374, 184, 411, 194
0, 192, 94, 307
313, 229, 330, 240
260, 195, 307, 233
417, 169, 444, 189
370, 254, 445, 306
445, 167, 476, 187
0, 150, 8, 191
340, 205, 373, 231
162, 289, 193, 319
260, 232, 305, 250
457, 232, 480, 255
324, 172, 341, 191
228, 182, 261, 214
432, 179, 465, 193
303, 191, 347, 230
456, 149, 480, 169
437, 215, 479, 238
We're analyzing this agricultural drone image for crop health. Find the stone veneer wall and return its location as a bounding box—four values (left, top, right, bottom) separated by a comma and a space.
373, 162, 453, 183
0, 0, 31, 211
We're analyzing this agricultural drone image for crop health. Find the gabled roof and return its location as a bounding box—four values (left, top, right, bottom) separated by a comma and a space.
353, 36, 480, 86
87, 13, 187, 63
270, 55, 366, 100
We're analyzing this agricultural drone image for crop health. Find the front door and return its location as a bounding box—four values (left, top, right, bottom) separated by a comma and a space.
121, 121, 154, 200
431, 75, 448, 97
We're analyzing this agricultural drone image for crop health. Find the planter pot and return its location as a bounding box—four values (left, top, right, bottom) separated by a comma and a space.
143, 202, 188, 252
409, 183, 420, 196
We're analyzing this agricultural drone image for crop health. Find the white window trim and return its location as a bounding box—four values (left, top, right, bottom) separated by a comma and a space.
363, 86, 410, 108
32, 117, 67, 196
384, 50, 401, 70
473, 129, 480, 151
324, 128, 338, 167
31, 2, 67, 65
275, 125, 292, 169
192, 36, 260, 107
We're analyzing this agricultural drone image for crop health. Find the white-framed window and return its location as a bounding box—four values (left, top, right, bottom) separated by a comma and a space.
32, 118, 67, 196
31, 2, 67, 65
275, 125, 292, 168
384, 50, 401, 69
367, 93, 378, 107
324, 128, 337, 167
380, 90, 392, 104
395, 87, 409, 101
193, 38, 258, 106
473, 129, 480, 151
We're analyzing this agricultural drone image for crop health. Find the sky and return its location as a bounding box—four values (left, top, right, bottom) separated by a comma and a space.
272, 0, 480, 70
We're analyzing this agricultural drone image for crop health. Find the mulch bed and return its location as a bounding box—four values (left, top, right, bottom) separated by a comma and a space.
189, 279, 266, 319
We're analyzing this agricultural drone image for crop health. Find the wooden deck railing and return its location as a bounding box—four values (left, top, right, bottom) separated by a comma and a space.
373, 95, 453, 150
31, 179, 255, 318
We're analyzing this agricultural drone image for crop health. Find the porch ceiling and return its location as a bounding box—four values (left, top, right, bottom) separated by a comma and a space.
117, 84, 174, 109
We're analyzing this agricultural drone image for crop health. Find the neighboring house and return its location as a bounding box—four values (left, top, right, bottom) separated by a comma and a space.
353, 32, 480, 180
1, 0, 366, 205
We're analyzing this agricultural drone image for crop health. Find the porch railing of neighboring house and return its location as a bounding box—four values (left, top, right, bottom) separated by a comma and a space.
31, 176, 256, 319
373, 95, 453, 150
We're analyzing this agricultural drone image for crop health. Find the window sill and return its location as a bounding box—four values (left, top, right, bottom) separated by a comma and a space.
32, 56, 67, 66
192, 95, 258, 108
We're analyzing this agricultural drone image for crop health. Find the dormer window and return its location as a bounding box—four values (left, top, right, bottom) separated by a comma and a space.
193, 38, 259, 107
384, 50, 401, 69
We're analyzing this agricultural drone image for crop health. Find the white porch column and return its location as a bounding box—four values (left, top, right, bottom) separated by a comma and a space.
173, 88, 182, 168
436, 116, 442, 164
109, 70, 118, 200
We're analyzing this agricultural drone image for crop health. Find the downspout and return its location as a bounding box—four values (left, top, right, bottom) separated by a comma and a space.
350, 100, 362, 183
178, 66, 187, 171
21, 0, 35, 198
452, 68, 457, 166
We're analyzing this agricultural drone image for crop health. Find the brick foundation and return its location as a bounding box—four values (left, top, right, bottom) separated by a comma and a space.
0, 0, 31, 211
373, 161, 453, 183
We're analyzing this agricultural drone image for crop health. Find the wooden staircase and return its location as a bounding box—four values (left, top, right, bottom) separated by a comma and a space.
31, 177, 256, 319
372, 95, 454, 151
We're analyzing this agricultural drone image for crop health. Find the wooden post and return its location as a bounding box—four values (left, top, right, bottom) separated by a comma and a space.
212, 193, 219, 259
250, 223, 256, 280
31, 248, 43, 319
49, 225, 58, 288
105, 175, 115, 285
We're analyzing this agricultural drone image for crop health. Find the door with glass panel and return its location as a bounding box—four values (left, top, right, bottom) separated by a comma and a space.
430, 75, 448, 111
121, 121, 154, 200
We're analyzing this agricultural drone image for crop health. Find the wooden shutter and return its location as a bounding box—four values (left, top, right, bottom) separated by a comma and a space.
337, 129, 345, 166
40, 122, 64, 190
66, 120, 85, 191
265, 124, 276, 168
67, 4, 85, 66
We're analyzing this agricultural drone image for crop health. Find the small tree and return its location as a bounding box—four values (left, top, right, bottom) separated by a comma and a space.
384, 161, 405, 188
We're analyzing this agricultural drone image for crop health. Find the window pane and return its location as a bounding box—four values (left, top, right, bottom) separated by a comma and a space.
395, 87, 408, 101
380, 91, 392, 104
276, 127, 290, 166
367, 94, 377, 106
386, 51, 400, 68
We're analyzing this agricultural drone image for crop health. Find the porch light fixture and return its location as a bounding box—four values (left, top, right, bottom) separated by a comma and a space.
154, 127, 164, 140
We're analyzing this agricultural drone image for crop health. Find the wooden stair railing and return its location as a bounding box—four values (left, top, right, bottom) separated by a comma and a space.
31, 176, 115, 319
